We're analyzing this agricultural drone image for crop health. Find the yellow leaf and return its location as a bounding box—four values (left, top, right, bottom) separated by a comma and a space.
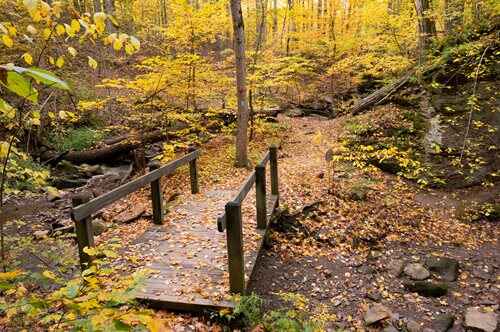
27, 24, 38, 35
88, 56, 98, 70
118, 33, 128, 41
42, 270, 57, 280
55, 24, 65, 36
0, 270, 24, 282
22, 52, 33, 65
67, 46, 77, 57
64, 24, 75, 37
312, 132, 323, 145
55, 56, 64, 68
2, 34, 13, 48
48, 56, 55, 65
31, 10, 42, 22
129, 36, 140, 50
23, 0, 38, 12
70, 19, 80, 33
112, 38, 122, 51
7, 26, 17, 37
124, 43, 134, 55
42, 28, 51, 40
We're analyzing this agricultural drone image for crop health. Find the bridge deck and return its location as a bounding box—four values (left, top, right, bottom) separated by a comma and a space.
129, 188, 277, 311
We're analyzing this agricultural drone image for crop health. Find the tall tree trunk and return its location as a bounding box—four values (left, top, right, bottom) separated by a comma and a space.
104, 0, 116, 32
414, 0, 436, 63
272, 0, 278, 35
230, 0, 250, 167
93, 0, 102, 13
444, 0, 464, 35
286, 0, 295, 55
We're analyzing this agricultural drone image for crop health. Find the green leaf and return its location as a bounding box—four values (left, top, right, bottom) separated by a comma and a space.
0, 98, 16, 119
0, 65, 70, 91
0, 70, 38, 103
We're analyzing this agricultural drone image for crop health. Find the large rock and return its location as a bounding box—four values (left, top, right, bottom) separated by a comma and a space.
404, 263, 431, 280
432, 314, 455, 332
425, 257, 459, 282
407, 320, 422, 332
403, 281, 448, 297
464, 308, 497, 332
387, 259, 405, 277
364, 304, 392, 325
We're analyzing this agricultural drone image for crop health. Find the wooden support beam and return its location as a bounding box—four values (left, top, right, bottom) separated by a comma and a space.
269, 145, 279, 204
149, 161, 164, 225
71, 191, 94, 269
225, 201, 245, 294
188, 147, 199, 194
255, 164, 267, 229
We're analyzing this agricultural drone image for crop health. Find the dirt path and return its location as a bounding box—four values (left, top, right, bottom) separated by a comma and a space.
246, 116, 499, 331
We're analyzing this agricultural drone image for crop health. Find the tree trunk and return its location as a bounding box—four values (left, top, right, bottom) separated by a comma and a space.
272, 0, 278, 35
230, 0, 250, 167
93, 0, 102, 13
104, 0, 116, 32
414, 0, 436, 63
444, 0, 464, 35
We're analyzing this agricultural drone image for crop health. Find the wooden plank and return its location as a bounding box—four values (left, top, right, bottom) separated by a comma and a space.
72, 150, 200, 221
71, 192, 94, 269
269, 145, 279, 199
136, 294, 234, 312
188, 147, 199, 194
232, 171, 255, 204
258, 151, 270, 167
149, 161, 164, 225
255, 164, 267, 229
225, 201, 244, 294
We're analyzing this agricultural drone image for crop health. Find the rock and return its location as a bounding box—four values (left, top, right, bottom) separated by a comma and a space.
407, 320, 422, 332
464, 307, 497, 332
366, 289, 382, 302
388, 259, 405, 277
425, 257, 459, 282
51, 178, 88, 189
403, 281, 448, 297
34, 230, 50, 240
47, 187, 62, 202
383, 325, 399, 332
285, 108, 304, 117
432, 314, 455, 332
78, 164, 103, 177
404, 263, 431, 280
364, 304, 392, 325
92, 220, 108, 236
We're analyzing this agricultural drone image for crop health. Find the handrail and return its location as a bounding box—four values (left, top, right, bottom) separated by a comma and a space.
71, 150, 200, 222
71, 148, 201, 268
218, 145, 280, 294
217, 150, 273, 232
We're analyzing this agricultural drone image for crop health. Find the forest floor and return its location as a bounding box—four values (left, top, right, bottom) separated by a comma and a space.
5, 113, 498, 331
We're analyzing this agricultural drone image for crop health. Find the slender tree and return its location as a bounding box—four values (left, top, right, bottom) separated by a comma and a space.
229, 0, 250, 167
414, 0, 436, 62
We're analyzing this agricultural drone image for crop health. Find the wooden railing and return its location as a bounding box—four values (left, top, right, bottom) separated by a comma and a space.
217, 145, 279, 294
71, 148, 200, 268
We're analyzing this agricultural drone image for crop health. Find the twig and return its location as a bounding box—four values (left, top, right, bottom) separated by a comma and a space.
459, 46, 489, 162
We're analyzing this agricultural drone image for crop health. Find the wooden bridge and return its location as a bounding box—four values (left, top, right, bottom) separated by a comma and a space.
70, 146, 280, 311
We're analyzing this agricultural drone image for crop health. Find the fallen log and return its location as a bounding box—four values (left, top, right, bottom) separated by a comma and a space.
42, 130, 180, 165
351, 69, 415, 115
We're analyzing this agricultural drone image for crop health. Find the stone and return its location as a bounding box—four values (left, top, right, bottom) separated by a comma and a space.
92, 220, 108, 236
432, 314, 455, 332
407, 320, 422, 332
404, 263, 431, 280
364, 304, 392, 325
403, 281, 448, 297
425, 257, 459, 282
51, 178, 87, 189
34, 230, 50, 239
383, 325, 399, 332
388, 259, 405, 277
464, 307, 497, 332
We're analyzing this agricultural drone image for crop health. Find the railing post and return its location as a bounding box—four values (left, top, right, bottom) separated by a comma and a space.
188, 147, 199, 194
71, 191, 94, 270
255, 164, 267, 229
149, 161, 164, 225
225, 201, 245, 294
269, 145, 279, 204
